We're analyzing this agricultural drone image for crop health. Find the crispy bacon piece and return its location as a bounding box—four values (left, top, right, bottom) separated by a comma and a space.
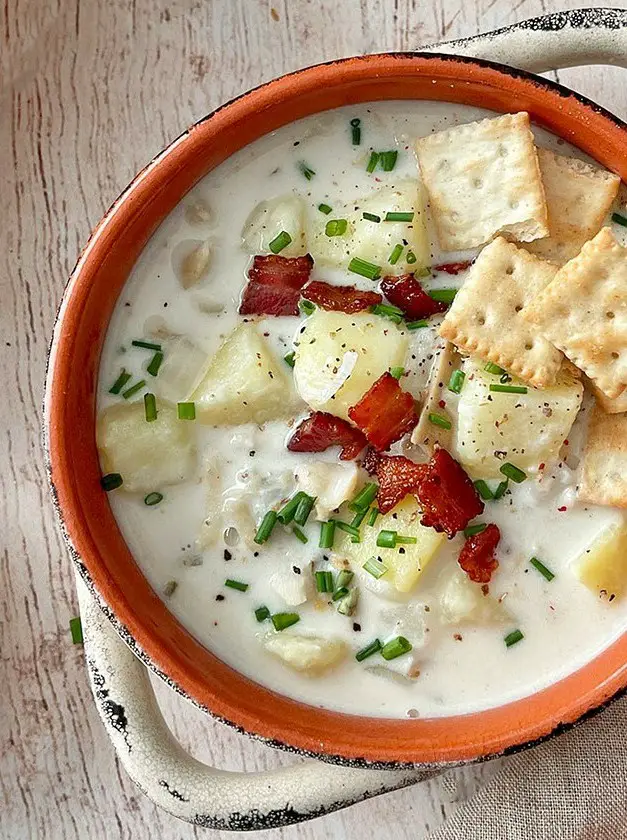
380, 274, 447, 319
303, 280, 382, 314
239, 254, 314, 316
415, 448, 484, 537
458, 523, 500, 583
348, 372, 418, 451
287, 411, 367, 460
432, 261, 472, 275
362, 449, 426, 514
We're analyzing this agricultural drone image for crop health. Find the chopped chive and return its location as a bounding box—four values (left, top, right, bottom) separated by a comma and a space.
428, 412, 452, 430
396, 534, 418, 545
530, 556, 555, 582
379, 150, 398, 171
390, 366, 405, 380
122, 379, 146, 400
269, 230, 292, 254
384, 212, 414, 223
69, 616, 83, 645
109, 369, 132, 395
474, 480, 494, 501
325, 218, 348, 237
366, 151, 379, 173
255, 605, 270, 622
144, 491, 164, 506
355, 638, 381, 662
332, 586, 349, 602
406, 319, 429, 330
225, 578, 249, 592
299, 299, 316, 316
277, 492, 307, 525
272, 612, 300, 631
254, 510, 278, 545
484, 362, 505, 375
177, 401, 196, 420
367, 507, 380, 527
489, 384, 528, 394
144, 392, 157, 422
612, 211, 627, 227
293, 494, 316, 526
406, 250, 417, 264
448, 369, 465, 394
101, 473, 123, 491
362, 212, 381, 223
376, 530, 397, 549
147, 351, 164, 377
348, 257, 381, 281
363, 556, 388, 578
428, 288, 457, 304
381, 636, 412, 660
493, 479, 509, 499
500, 462, 527, 484
371, 303, 404, 323
504, 629, 524, 648
298, 162, 315, 180
315, 570, 334, 593
349, 482, 379, 512
318, 203, 332, 215
292, 525, 308, 544
350, 117, 361, 145
283, 351, 296, 368
319, 520, 335, 549
336, 588, 359, 615
464, 523, 487, 538
336, 570, 354, 589
332, 520, 361, 538
388, 243, 404, 265
131, 340, 162, 351
350, 508, 368, 528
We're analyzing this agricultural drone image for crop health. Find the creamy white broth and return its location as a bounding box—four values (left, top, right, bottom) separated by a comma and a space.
98, 101, 627, 718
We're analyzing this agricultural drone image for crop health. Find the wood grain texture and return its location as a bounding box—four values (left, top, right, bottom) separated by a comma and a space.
1, 0, 626, 837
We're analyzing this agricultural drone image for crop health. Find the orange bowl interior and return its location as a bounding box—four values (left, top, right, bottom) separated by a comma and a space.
47, 53, 627, 766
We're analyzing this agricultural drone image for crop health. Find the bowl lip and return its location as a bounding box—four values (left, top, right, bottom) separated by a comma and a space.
44, 50, 627, 769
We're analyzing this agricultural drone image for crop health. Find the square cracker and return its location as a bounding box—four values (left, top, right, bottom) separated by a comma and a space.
439, 237, 562, 387
416, 112, 548, 251
579, 405, 627, 507
522, 227, 627, 399
524, 148, 620, 265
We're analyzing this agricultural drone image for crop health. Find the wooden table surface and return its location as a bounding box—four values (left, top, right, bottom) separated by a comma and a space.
2, 0, 626, 837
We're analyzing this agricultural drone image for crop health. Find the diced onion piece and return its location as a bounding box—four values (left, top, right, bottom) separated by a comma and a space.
439, 568, 509, 624
156, 336, 209, 402
263, 633, 346, 673
242, 195, 307, 257
294, 461, 361, 520
269, 570, 310, 606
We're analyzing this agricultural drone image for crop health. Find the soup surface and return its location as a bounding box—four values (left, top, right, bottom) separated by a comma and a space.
97, 101, 627, 718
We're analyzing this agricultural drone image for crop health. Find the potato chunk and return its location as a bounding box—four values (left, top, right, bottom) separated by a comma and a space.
455, 358, 583, 478
97, 401, 195, 493
306, 180, 430, 275
293, 310, 408, 421
263, 633, 346, 673
191, 323, 298, 425
241, 195, 307, 257
575, 520, 627, 602
337, 497, 444, 593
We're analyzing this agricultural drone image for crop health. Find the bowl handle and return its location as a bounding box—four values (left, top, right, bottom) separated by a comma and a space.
76, 574, 432, 828
423, 8, 627, 71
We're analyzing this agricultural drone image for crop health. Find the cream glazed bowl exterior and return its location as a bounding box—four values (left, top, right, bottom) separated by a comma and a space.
44, 9, 627, 830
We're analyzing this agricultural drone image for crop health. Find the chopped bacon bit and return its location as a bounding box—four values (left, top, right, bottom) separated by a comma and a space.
380, 273, 447, 319
302, 280, 382, 314
415, 448, 484, 537
458, 523, 500, 583
287, 411, 367, 460
362, 449, 426, 514
432, 261, 472, 275
239, 254, 313, 316
348, 372, 418, 451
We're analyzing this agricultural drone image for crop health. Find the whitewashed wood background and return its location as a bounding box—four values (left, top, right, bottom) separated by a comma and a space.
2, 0, 626, 837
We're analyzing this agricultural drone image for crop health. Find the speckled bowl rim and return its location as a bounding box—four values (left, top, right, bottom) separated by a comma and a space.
45, 52, 627, 768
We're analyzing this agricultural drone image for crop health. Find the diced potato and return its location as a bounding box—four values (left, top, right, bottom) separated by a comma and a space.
575, 520, 627, 602
293, 310, 408, 421
157, 336, 209, 402
263, 633, 346, 673
439, 569, 509, 624
455, 358, 583, 478
241, 195, 307, 257
269, 570, 310, 606
294, 461, 361, 520
337, 497, 444, 593
97, 401, 195, 493
191, 323, 299, 425
306, 180, 430, 275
